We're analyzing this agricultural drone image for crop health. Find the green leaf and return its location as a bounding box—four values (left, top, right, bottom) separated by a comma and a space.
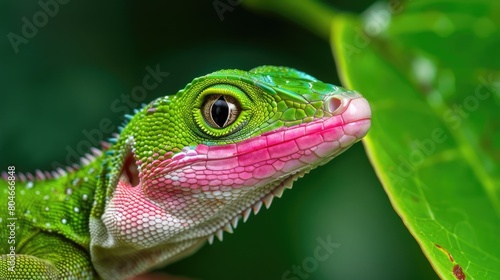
330, 1, 500, 279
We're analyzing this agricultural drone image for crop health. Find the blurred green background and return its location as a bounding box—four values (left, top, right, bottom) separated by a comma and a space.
0, 1, 438, 279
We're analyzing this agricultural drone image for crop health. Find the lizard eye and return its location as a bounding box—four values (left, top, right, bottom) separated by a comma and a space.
191, 84, 250, 138
202, 95, 240, 128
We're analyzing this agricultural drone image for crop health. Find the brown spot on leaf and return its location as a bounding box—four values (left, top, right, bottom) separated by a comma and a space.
453, 264, 466, 280
435, 244, 454, 262
435, 244, 466, 279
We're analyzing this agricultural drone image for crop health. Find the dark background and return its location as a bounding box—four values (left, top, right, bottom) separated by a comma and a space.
0, 1, 438, 279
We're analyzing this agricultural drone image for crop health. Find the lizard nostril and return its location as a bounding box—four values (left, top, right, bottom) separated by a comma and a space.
325, 96, 343, 115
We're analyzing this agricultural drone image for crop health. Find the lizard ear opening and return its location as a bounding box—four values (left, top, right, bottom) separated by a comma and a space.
121, 152, 140, 187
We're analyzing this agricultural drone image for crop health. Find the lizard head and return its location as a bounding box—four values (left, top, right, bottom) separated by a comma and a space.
90, 66, 371, 278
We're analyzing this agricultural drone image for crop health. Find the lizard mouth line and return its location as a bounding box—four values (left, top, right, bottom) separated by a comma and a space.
118, 116, 370, 189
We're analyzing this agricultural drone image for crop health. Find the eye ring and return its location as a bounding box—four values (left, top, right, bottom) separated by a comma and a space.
202, 94, 241, 128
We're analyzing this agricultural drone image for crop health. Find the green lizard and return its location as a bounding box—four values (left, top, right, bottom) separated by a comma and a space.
0, 66, 371, 279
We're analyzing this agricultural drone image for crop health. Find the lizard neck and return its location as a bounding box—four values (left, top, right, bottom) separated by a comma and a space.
1, 152, 106, 249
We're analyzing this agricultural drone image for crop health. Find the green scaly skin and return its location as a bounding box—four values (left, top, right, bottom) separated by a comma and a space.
0, 66, 371, 279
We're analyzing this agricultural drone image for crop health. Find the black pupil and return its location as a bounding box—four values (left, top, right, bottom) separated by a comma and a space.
211, 96, 229, 127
